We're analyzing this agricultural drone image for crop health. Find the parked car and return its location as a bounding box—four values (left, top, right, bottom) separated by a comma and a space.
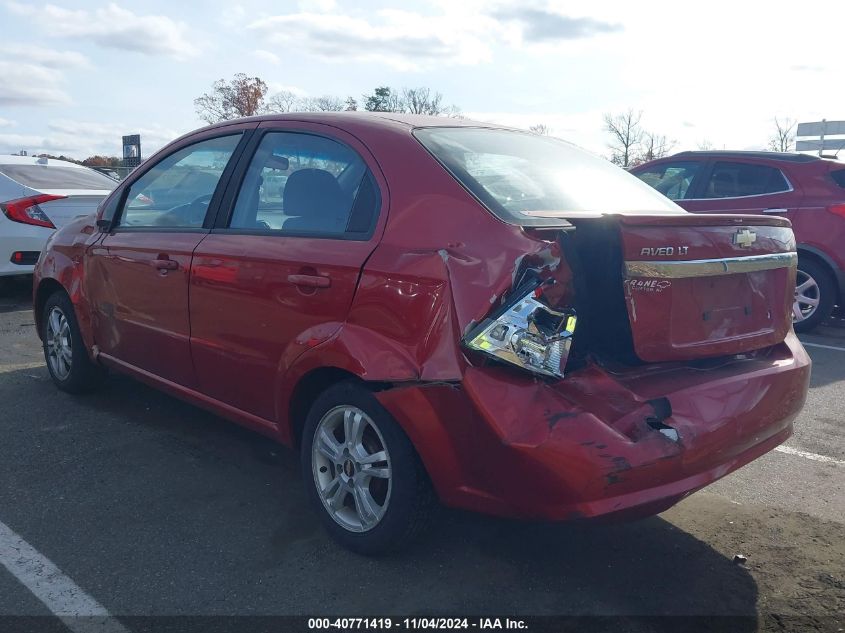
0, 155, 115, 280
631, 151, 845, 332
34, 114, 810, 554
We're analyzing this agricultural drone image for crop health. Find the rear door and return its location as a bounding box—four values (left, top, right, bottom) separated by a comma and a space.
188, 122, 386, 422
86, 129, 251, 387
681, 160, 802, 218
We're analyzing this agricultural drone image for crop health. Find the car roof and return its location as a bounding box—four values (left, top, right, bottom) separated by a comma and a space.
0, 155, 90, 168
672, 150, 821, 163
193, 111, 506, 135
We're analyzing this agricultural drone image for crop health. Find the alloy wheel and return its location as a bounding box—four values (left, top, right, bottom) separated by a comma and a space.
312, 405, 392, 533
46, 306, 72, 380
793, 270, 820, 323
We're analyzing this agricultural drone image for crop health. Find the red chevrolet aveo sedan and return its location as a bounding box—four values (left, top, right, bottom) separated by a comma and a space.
34, 114, 810, 554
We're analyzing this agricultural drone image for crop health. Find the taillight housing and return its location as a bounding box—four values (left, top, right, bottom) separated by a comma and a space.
828, 203, 845, 219
0, 194, 65, 228
463, 279, 577, 379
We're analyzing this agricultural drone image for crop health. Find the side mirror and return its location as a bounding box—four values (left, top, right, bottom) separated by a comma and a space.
96, 218, 113, 232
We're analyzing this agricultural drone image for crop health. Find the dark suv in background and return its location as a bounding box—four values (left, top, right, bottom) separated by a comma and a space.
632, 151, 845, 331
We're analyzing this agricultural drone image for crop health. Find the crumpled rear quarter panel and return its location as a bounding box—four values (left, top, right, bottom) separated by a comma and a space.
375, 334, 810, 520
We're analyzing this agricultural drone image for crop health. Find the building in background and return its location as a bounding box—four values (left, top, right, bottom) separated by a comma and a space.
122, 134, 141, 170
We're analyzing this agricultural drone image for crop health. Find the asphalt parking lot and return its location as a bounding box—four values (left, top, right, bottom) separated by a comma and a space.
0, 276, 843, 632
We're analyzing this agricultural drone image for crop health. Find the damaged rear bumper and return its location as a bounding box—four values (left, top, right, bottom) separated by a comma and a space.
374, 332, 810, 521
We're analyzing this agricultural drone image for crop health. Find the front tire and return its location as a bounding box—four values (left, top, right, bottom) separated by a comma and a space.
793, 258, 835, 333
42, 290, 102, 393
301, 381, 435, 555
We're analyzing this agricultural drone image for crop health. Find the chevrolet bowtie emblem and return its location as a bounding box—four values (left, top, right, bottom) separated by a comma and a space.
733, 228, 757, 248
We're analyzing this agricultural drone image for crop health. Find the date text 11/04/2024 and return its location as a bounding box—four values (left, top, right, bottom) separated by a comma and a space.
307, 618, 528, 629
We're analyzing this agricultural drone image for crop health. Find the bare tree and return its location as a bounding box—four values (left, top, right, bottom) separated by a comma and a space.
603, 109, 644, 167
363, 85, 459, 116
264, 90, 298, 114
697, 139, 714, 150
768, 117, 797, 152
196, 78, 459, 121
402, 87, 446, 115
300, 95, 345, 112
194, 73, 269, 123
529, 124, 551, 136
637, 132, 675, 164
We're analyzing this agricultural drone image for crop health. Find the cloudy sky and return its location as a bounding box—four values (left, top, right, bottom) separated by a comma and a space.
0, 0, 842, 160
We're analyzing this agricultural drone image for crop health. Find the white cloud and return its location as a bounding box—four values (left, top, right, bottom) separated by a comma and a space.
9, 3, 199, 59
0, 118, 16, 127
0, 119, 184, 158
245, 3, 626, 71
0, 62, 71, 106
297, 0, 337, 12
490, 7, 622, 43
218, 4, 246, 26
247, 9, 499, 70
252, 49, 281, 64
267, 82, 308, 98
0, 44, 90, 69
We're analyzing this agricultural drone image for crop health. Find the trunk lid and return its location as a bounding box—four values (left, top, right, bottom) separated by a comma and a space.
39, 192, 109, 229
617, 214, 796, 362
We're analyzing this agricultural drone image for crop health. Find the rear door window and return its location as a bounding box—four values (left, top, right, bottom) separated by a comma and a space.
0, 164, 116, 190
634, 161, 702, 200
703, 162, 790, 198
830, 169, 845, 188
227, 132, 378, 238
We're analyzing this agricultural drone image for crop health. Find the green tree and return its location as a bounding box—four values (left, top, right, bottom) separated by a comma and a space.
363, 86, 399, 112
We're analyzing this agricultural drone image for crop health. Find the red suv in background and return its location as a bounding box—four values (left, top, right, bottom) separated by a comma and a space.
632, 151, 845, 331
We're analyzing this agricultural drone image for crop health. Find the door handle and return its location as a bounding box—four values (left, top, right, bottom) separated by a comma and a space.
763, 208, 788, 214
151, 258, 178, 270
287, 274, 331, 288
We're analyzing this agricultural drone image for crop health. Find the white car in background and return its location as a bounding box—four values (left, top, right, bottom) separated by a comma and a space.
0, 155, 115, 278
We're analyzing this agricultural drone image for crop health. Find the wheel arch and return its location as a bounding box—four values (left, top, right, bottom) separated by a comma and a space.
34, 278, 67, 340
796, 244, 843, 303
287, 366, 367, 449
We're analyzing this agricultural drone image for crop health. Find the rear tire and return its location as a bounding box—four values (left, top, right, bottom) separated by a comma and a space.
42, 290, 102, 393
793, 258, 835, 333
301, 381, 436, 555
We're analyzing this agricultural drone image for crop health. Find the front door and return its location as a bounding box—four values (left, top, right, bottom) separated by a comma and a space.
189, 125, 385, 422
86, 133, 246, 387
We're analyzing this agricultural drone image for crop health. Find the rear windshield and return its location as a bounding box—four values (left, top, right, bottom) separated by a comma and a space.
831, 169, 845, 188
0, 164, 117, 190
413, 127, 683, 225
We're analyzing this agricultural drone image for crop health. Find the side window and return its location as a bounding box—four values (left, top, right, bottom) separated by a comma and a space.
119, 134, 241, 228
703, 162, 790, 199
634, 161, 701, 200
229, 132, 378, 237
98, 192, 122, 223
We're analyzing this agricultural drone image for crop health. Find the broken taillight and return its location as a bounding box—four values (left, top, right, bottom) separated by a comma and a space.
464, 280, 577, 379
